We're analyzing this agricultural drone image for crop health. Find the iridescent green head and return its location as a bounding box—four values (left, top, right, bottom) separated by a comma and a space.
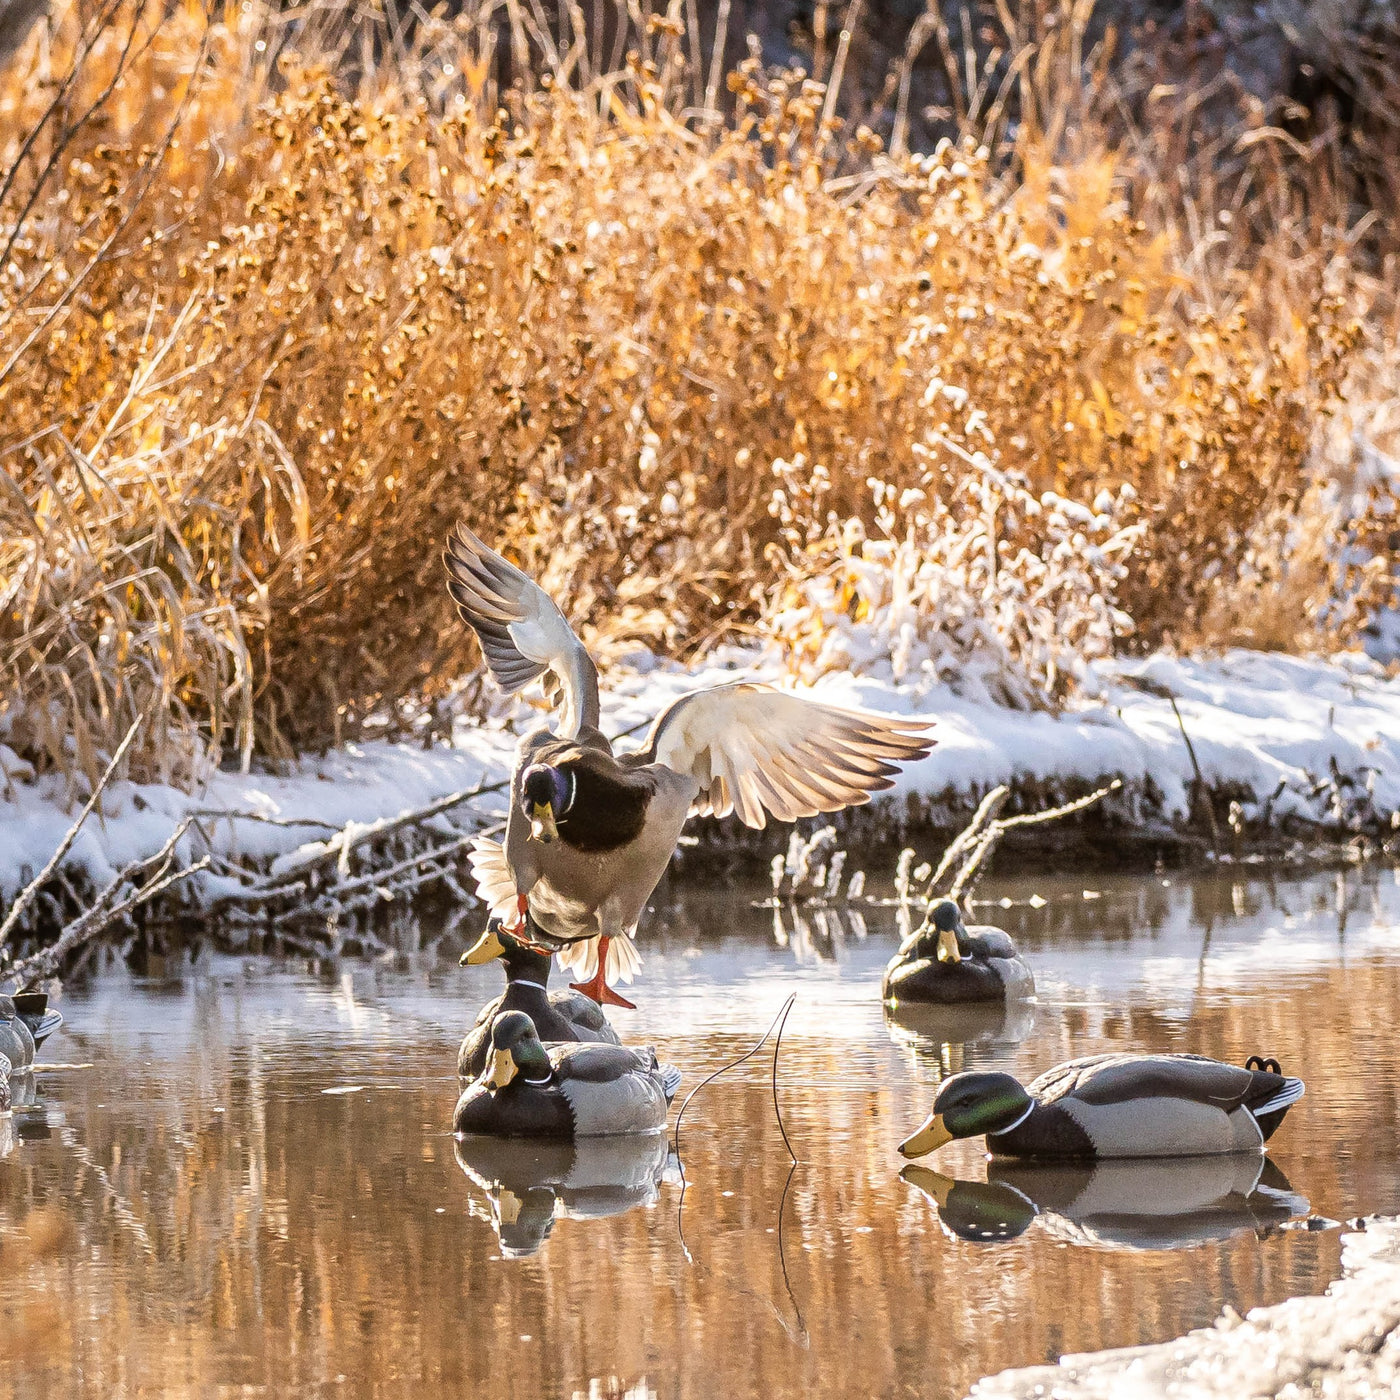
898, 1071, 1034, 1157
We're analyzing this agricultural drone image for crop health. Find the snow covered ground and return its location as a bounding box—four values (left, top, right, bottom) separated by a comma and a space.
1, 645, 1398, 910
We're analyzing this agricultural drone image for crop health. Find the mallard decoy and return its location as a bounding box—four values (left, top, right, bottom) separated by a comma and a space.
453, 1010, 681, 1139
457, 914, 620, 1078
0, 995, 38, 1071
444, 525, 935, 1007
10, 992, 62, 1050
453, 1132, 670, 1257
883, 899, 1033, 1005
902, 1154, 1308, 1249
899, 1052, 1304, 1161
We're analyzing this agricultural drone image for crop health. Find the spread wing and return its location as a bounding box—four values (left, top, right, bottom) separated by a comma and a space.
467, 836, 518, 921
639, 682, 934, 829
444, 525, 600, 736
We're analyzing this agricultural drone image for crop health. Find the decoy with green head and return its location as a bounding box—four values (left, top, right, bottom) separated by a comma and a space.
457, 914, 620, 1079
883, 899, 1033, 1006
453, 1010, 681, 1139
899, 1052, 1304, 1161
445, 524, 935, 1009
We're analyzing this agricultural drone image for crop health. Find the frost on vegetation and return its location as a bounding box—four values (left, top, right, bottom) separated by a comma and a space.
761, 444, 1143, 711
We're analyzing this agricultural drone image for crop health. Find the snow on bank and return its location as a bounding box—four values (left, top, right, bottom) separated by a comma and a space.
969, 1216, 1400, 1400
1, 646, 1398, 910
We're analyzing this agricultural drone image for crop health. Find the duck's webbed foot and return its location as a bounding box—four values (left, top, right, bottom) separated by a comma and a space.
504, 892, 529, 935
570, 936, 637, 1009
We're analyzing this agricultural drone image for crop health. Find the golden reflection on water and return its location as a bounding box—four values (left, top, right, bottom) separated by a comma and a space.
3, 867, 1400, 1399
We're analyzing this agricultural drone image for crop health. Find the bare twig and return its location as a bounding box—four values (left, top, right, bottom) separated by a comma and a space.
0, 703, 150, 952
1169, 695, 1221, 854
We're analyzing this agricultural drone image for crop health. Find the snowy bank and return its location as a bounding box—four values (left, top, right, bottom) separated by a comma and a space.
1, 645, 1398, 920
969, 1216, 1400, 1400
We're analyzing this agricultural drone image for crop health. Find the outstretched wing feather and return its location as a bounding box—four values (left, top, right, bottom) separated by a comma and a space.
642, 683, 934, 830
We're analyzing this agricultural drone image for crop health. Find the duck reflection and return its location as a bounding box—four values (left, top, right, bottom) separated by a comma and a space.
903, 1155, 1308, 1250
454, 1133, 672, 1258
883, 999, 1035, 1078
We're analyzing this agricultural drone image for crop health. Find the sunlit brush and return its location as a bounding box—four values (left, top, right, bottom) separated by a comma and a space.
899, 1052, 1304, 1161
445, 525, 935, 1009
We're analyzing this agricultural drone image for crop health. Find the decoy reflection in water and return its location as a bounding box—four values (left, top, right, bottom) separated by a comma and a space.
457, 916, 620, 1079
899, 1052, 1304, 1161
443, 525, 934, 1008
453, 1010, 681, 1139
902, 1154, 1309, 1250
883, 999, 1036, 1071
454, 1132, 671, 1258
883, 900, 1034, 1006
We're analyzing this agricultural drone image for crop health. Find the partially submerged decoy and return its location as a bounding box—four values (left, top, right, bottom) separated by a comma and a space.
903, 1153, 1308, 1249
457, 915, 620, 1079
445, 525, 935, 1008
453, 1132, 670, 1257
453, 1010, 681, 1139
899, 1052, 1304, 1161
11, 992, 62, 1051
883, 899, 1033, 1006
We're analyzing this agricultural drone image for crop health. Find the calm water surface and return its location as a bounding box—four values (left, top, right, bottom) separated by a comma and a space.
4, 865, 1400, 1399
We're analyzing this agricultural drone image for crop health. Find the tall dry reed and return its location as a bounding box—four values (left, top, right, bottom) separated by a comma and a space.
0, 0, 1394, 793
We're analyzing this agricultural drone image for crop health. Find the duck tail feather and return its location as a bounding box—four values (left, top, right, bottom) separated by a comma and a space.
557, 935, 598, 978
660, 1064, 682, 1102
1253, 1077, 1305, 1117
606, 934, 642, 985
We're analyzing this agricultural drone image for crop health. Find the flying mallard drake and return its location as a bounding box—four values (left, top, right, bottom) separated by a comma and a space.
457, 915, 620, 1079
899, 1052, 1304, 1161
883, 899, 1034, 1005
445, 524, 935, 1007
453, 1010, 681, 1139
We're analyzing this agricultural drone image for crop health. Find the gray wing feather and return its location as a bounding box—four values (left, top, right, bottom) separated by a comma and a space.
1033, 1054, 1257, 1110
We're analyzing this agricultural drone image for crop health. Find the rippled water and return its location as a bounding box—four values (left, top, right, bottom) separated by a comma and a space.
4, 864, 1400, 1399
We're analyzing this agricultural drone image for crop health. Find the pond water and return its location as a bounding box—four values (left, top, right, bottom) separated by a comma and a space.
4, 863, 1400, 1399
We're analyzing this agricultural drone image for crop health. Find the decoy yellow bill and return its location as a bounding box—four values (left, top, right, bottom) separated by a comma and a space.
899, 1112, 954, 1158
488, 1049, 518, 1090
461, 926, 508, 966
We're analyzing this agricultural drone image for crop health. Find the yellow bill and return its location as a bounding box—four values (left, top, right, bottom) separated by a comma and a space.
529, 802, 558, 843
899, 1112, 954, 1158
936, 925, 962, 964
461, 925, 507, 966
488, 1048, 518, 1091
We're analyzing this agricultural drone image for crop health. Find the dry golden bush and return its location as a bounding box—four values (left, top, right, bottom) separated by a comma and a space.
0, 0, 1394, 790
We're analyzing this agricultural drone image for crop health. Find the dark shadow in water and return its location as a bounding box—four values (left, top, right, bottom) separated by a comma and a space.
902, 1154, 1310, 1250
453, 1133, 670, 1258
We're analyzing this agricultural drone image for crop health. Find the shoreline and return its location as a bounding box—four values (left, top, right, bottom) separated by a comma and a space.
969, 1215, 1400, 1400
2, 645, 1398, 945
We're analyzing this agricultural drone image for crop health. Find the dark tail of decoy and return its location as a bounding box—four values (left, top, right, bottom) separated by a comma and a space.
1244, 1054, 1305, 1142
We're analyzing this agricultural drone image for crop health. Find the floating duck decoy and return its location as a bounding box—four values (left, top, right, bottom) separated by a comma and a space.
444, 525, 934, 1008
0, 995, 40, 1072
457, 915, 621, 1079
903, 1153, 1308, 1249
883, 899, 1033, 1006
10, 991, 62, 1051
454, 1132, 671, 1257
453, 1010, 681, 1139
899, 1052, 1304, 1160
